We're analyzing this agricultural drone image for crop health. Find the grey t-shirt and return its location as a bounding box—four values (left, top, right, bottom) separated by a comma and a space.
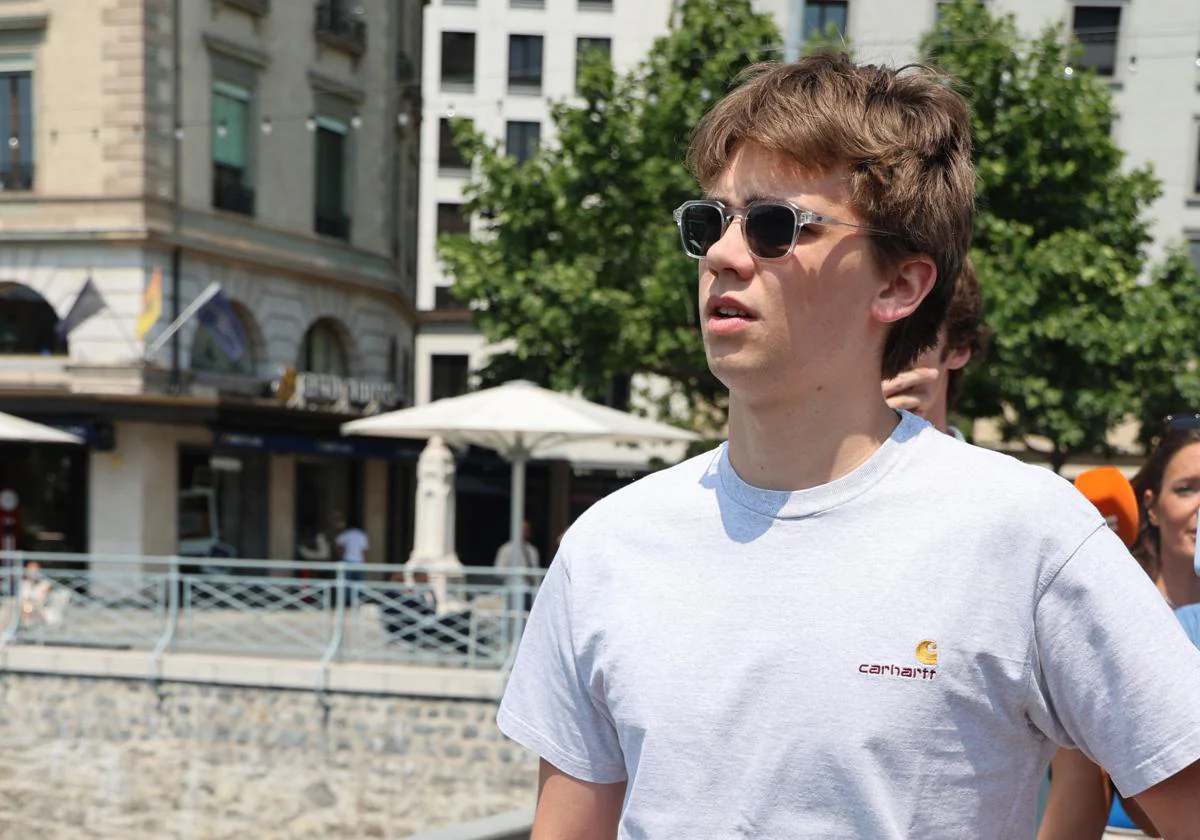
498, 412, 1200, 838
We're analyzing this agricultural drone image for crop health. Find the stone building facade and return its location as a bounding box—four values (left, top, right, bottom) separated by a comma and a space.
0, 0, 426, 565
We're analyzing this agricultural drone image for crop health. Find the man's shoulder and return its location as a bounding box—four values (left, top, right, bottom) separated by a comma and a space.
911, 434, 1105, 537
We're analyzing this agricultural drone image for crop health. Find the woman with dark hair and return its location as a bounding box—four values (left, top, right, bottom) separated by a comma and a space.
1130, 422, 1200, 607
1039, 420, 1200, 840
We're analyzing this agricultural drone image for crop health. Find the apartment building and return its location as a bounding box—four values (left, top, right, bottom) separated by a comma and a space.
0, 0, 424, 564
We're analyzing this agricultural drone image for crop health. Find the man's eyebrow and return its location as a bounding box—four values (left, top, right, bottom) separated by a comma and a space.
701, 192, 789, 206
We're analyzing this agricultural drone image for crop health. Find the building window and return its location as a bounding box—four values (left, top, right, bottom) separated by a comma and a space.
0, 69, 33, 191
299, 318, 349, 376
1072, 5, 1120, 76
439, 118, 471, 171
434, 286, 465, 309
0, 282, 63, 355
314, 0, 367, 57
431, 354, 470, 401
314, 117, 351, 240
1193, 118, 1200, 196
440, 31, 476, 89
179, 447, 269, 561
212, 83, 255, 216
508, 34, 544, 93
506, 121, 540, 164
803, 0, 848, 41
575, 37, 612, 92
437, 202, 470, 236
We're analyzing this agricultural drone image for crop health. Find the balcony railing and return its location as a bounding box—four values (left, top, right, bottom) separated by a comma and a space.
0, 552, 543, 672
212, 165, 256, 216
315, 211, 351, 241
315, 1, 367, 57
0, 163, 34, 192
219, 0, 271, 15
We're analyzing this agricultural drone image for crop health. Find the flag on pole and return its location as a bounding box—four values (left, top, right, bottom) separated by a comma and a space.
55, 277, 107, 341
196, 287, 248, 362
134, 267, 163, 341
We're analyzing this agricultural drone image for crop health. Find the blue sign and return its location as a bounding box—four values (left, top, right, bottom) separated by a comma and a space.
212, 430, 416, 460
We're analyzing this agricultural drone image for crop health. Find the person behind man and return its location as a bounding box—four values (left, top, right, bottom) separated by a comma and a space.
495, 519, 540, 611
881, 257, 986, 438
333, 514, 369, 584
496, 53, 1200, 838
19, 560, 52, 628
493, 519, 540, 571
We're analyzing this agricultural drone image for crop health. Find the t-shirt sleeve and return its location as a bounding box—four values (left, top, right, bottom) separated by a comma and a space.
1030, 525, 1200, 797
497, 553, 626, 784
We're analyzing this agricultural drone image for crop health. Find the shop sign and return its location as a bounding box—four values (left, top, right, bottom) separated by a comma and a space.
274, 368, 399, 415
212, 430, 412, 460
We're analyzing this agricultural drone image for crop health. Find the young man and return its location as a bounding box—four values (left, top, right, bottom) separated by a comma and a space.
881, 258, 986, 437
497, 54, 1200, 838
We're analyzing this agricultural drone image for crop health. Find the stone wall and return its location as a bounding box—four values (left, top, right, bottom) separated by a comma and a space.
0, 673, 537, 839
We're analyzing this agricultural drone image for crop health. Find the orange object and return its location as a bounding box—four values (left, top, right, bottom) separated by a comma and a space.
1074, 466, 1139, 548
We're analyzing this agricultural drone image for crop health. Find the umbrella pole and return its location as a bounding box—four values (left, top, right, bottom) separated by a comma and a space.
510, 451, 526, 569
507, 450, 528, 654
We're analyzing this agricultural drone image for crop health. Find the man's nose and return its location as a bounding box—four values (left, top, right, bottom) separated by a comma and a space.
703, 218, 754, 279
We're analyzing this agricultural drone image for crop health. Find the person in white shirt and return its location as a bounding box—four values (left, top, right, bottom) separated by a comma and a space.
493, 519, 540, 571
333, 514, 369, 583
496, 52, 1200, 839
495, 519, 540, 613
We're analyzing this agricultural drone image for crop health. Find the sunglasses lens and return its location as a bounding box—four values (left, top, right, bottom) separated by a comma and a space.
745, 203, 798, 259
678, 204, 723, 258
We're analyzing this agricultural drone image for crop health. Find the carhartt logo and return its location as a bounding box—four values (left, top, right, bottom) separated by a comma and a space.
858, 639, 939, 681
915, 640, 938, 667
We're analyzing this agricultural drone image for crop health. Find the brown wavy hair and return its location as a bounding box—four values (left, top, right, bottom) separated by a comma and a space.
686, 52, 976, 379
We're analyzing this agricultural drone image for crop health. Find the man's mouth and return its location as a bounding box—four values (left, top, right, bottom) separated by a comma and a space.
714, 306, 752, 319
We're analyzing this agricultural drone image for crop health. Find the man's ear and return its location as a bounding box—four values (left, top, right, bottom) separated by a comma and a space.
871, 255, 937, 325
944, 345, 972, 372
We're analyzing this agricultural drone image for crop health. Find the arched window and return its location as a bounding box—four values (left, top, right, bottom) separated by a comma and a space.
0, 282, 65, 355
191, 303, 257, 377
299, 318, 349, 376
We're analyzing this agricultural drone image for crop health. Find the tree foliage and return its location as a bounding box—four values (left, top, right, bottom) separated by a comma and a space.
926, 1, 1199, 469
439, 0, 779, 418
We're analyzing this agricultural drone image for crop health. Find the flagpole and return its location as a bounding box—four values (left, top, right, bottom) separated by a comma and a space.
143, 281, 221, 361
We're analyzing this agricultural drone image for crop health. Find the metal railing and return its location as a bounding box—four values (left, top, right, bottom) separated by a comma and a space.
0, 553, 543, 673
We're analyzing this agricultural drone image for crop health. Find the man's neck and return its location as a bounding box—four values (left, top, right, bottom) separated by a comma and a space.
726, 381, 900, 492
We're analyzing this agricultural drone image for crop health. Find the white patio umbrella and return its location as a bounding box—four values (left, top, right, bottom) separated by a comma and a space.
0, 411, 83, 444
341, 380, 699, 558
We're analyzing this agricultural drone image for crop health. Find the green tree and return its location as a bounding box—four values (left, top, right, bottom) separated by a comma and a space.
925, 1, 1179, 470
1129, 248, 1200, 449
439, 0, 779, 419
